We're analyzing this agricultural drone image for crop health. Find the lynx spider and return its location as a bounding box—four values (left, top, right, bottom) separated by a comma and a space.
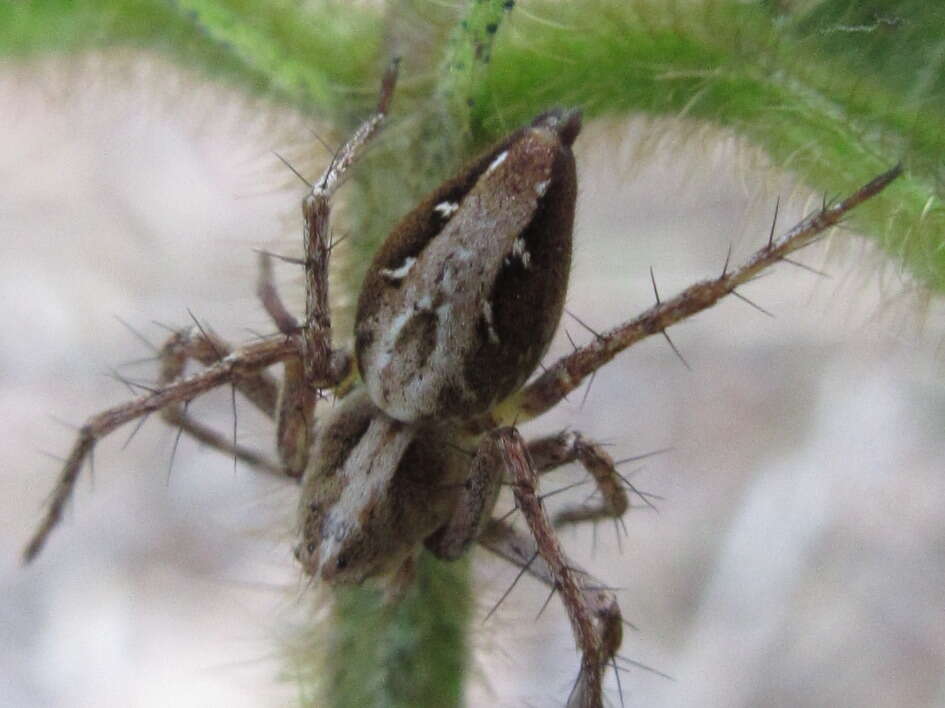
23, 62, 900, 707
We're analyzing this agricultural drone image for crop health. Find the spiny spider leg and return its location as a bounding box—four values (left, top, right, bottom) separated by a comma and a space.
256, 249, 300, 336
526, 431, 632, 527
154, 248, 323, 480
479, 429, 623, 708
257, 250, 317, 477
268, 60, 399, 470
299, 58, 398, 390
24, 62, 401, 563
162, 323, 280, 414
158, 326, 282, 475
486, 165, 902, 425
23, 337, 297, 563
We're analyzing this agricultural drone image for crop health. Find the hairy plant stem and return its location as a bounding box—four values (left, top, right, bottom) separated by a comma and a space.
318, 3, 511, 706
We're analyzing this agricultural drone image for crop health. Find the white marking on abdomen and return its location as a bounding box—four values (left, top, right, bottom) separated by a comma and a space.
486, 150, 508, 174
434, 201, 459, 218
380, 256, 416, 282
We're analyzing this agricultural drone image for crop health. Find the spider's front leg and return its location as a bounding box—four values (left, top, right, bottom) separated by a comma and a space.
23, 62, 401, 563
484, 166, 903, 427
430, 428, 634, 559
476, 428, 623, 708
424, 431, 504, 561
22, 336, 298, 562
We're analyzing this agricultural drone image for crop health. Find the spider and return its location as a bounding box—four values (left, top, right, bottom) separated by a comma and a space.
22, 61, 900, 708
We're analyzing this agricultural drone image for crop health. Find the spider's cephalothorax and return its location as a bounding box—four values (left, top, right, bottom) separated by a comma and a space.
24, 62, 900, 708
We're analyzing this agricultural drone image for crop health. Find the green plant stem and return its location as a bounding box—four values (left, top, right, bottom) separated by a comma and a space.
317, 3, 511, 706
319, 556, 472, 707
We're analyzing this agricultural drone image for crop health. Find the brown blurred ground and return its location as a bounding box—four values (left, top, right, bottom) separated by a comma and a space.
2, 53, 944, 708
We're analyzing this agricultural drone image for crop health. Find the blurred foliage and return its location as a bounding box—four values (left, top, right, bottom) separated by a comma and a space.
476, 0, 945, 290
0, 0, 382, 106
4, 1, 941, 290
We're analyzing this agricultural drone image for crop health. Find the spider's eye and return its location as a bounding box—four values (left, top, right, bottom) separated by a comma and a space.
335, 553, 350, 570
307, 542, 316, 554
355, 108, 581, 423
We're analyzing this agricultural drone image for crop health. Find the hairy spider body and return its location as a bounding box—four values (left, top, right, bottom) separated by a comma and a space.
296, 387, 467, 583
23, 62, 900, 708
295, 107, 581, 586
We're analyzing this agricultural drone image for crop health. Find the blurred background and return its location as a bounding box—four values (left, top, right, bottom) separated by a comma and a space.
3, 52, 944, 707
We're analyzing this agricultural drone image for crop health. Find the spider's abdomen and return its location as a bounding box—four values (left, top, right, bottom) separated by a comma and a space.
295, 388, 462, 584
355, 109, 581, 423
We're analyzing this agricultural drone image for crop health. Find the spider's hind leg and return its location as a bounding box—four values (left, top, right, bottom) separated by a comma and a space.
157, 324, 284, 476
424, 432, 504, 561
476, 428, 622, 708
527, 431, 633, 528
480, 165, 903, 430
258, 59, 398, 474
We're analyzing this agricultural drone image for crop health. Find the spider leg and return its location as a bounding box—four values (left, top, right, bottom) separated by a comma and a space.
255, 250, 327, 477
425, 433, 504, 561
23, 337, 297, 563
483, 166, 901, 425
527, 431, 631, 527
298, 59, 398, 391
158, 325, 284, 476
149, 56, 394, 479
259, 61, 397, 472
25, 64, 401, 565
477, 428, 622, 708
